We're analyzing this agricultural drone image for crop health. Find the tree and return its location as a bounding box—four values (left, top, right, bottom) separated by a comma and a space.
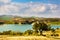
32, 22, 40, 33
32, 21, 51, 35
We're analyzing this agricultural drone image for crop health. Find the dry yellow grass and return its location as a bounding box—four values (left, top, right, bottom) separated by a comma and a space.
0, 36, 59, 40
0, 29, 60, 40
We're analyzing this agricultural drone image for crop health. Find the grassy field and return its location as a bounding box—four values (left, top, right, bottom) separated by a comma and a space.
0, 27, 60, 40
50, 22, 60, 25
0, 35, 60, 40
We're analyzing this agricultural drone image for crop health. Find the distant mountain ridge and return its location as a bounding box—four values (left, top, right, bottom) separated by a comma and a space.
0, 15, 22, 20
0, 15, 60, 21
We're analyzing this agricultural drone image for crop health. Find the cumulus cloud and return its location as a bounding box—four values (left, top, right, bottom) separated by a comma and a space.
0, 0, 60, 18
0, 0, 11, 3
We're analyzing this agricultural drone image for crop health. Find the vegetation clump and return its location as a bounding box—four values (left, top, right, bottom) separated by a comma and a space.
32, 21, 51, 36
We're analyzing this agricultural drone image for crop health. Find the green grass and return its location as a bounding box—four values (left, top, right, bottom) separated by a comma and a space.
50, 22, 60, 25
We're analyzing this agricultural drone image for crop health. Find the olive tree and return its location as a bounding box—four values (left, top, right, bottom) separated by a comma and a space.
32, 21, 51, 35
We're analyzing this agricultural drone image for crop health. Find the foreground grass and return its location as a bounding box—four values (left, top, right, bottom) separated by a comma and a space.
0, 35, 60, 40
0, 29, 60, 40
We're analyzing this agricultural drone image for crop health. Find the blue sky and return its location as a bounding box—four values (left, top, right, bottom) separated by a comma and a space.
0, 0, 60, 18
12, 0, 60, 4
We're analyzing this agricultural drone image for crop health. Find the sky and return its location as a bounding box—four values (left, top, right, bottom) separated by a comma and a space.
0, 0, 60, 18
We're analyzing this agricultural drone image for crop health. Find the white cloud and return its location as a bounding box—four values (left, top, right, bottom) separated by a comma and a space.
0, 1, 60, 18
0, 0, 11, 3
30, 5, 46, 12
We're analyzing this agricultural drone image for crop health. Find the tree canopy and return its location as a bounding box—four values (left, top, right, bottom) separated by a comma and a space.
32, 21, 51, 32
